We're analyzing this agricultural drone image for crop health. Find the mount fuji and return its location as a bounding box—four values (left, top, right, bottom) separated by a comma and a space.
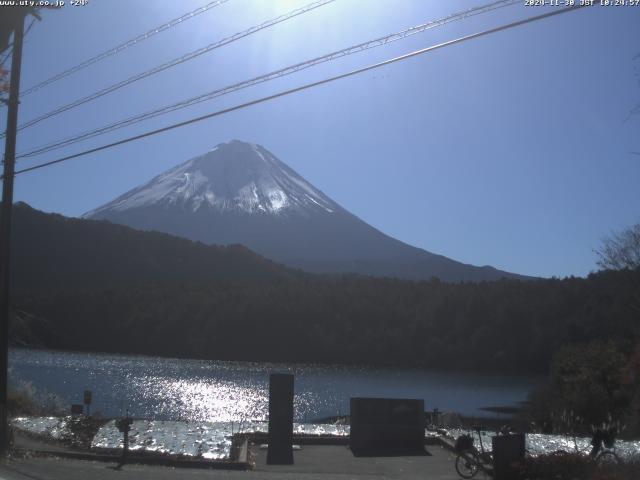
84, 140, 526, 282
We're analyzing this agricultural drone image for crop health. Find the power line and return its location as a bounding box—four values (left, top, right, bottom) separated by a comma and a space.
16, 0, 520, 159
7, 4, 591, 179
5, 0, 335, 136
0, 49, 13, 71
18, 0, 232, 97
0, 19, 35, 71
23, 18, 37, 38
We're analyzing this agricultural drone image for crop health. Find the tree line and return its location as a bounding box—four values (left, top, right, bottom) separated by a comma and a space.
11, 268, 640, 373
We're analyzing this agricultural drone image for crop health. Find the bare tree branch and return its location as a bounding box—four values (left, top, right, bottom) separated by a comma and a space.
595, 224, 640, 270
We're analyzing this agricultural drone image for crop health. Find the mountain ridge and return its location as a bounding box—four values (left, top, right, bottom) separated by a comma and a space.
11, 202, 298, 291
84, 140, 532, 282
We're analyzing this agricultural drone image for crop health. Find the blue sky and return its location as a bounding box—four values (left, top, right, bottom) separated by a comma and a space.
2, 0, 639, 278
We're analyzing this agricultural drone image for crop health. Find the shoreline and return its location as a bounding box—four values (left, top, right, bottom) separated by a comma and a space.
9, 414, 640, 470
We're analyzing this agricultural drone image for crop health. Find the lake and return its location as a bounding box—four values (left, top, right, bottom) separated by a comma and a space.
9, 348, 540, 422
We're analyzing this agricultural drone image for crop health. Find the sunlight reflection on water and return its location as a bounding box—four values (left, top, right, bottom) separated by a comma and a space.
90, 420, 348, 459
11, 417, 349, 460
133, 376, 269, 422
9, 348, 538, 423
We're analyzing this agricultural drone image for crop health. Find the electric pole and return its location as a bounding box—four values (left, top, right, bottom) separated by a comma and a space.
0, 12, 25, 454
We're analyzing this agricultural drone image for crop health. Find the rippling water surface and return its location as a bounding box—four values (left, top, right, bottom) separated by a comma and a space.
9, 348, 539, 422
10, 416, 349, 459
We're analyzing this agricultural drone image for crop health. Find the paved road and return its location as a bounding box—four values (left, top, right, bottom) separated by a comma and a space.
0, 445, 482, 479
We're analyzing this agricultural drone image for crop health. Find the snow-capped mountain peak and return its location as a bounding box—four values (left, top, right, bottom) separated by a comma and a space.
84, 139, 528, 282
85, 140, 336, 217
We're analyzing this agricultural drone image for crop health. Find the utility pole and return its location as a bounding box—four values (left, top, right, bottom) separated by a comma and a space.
0, 13, 25, 454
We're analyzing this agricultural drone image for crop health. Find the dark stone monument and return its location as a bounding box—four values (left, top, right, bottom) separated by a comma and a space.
267, 373, 294, 465
492, 433, 525, 480
350, 397, 425, 456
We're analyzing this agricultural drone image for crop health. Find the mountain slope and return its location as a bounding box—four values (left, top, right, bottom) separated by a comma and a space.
11, 202, 296, 291
85, 140, 528, 282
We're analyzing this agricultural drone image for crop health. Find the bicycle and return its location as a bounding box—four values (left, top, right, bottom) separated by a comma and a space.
550, 428, 621, 466
454, 426, 494, 479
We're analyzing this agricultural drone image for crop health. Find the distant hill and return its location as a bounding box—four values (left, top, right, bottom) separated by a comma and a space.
10, 202, 297, 291
84, 140, 531, 282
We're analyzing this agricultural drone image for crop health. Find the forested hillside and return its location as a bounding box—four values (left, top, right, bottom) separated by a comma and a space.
13, 269, 640, 372
11, 202, 298, 290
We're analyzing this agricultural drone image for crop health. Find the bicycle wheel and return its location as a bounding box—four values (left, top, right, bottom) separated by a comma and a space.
455, 451, 480, 479
596, 450, 621, 466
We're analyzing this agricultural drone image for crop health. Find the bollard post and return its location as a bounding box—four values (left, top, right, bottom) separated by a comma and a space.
116, 416, 133, 468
